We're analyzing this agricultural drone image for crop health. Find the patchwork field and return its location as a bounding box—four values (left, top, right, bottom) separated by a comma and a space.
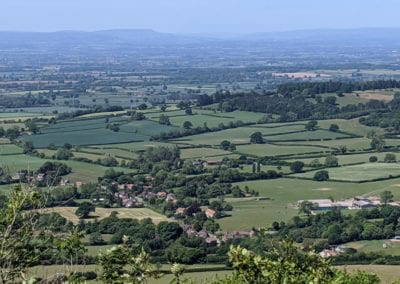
22, 118, 178, 147
294, 162, 400, 182
180, 147, 232, 159
42, 207, 170, 224
281, 137, 372, 151
318, 118, 384, 136
266, 129, 352, 141
173, 123, 307, 145
235, 143, 327, 157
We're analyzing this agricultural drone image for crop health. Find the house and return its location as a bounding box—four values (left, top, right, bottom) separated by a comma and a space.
205, 208, 217, 218
126, 184, 136, 190
203, 160, 221, 167
157, 192, 167, 199
192, 160, 203, 167
166, 193, 177, 203
175, 207, 187, 216
75, 181, 83, 189
319, 249, 339, 258
36, 173, 45, 181
205, 235, 220, 246
298, 199, 334, 210
11, 172, 24, 181
221, 231, 255, 242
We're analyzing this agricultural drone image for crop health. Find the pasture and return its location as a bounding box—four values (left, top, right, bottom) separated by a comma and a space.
235, 143, 326, 157
218, 177, 400, 231
0, 144, 23, 155
42, 207, 170, 224
0, 153, 132, 182
173, 123, 307, 146
294, 162, 400, 182
343, 240, 400, 256
22, 118, 177, 147
180, 147, 232, 159
287, 152, 400, 166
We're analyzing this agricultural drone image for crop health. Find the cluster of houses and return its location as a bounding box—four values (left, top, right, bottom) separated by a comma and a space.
11, 172, 45, 182
298, 196, 400, 211
175, 206, 217, 219
182, 224, 255, 246
319, 246, 346, 258
192, 159, 222, 168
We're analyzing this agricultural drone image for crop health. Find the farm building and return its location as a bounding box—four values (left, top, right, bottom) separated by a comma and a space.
298, 196, 400, 211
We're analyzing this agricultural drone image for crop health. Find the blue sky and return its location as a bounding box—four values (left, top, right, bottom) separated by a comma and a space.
1, 0, 399, 33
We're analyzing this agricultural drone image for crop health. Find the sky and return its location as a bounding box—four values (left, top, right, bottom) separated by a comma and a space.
1, 0, 399, 34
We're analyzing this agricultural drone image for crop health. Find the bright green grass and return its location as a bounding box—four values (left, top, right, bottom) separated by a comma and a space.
218, 177, 400, 231
180, 148, 232, 159
235, 144, 327, 157
286, 152, 399, 166
281, 137, 372, 151
169, 114, 235, 128
318, 118, 384, 136
0, 144, 23, 155
344, 240, 400, 256
167, 111, 265, 128
173, 124, 307, 146
266, 129, 351, 141
293, 162, 400, 182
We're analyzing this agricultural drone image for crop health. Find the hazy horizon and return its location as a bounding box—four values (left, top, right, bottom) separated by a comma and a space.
2, 0, 400, 34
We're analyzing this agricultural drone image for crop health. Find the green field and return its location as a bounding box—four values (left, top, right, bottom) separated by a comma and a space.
0, 144, 23, 155
0, 154, 132, 183
235, 143, 327, 157
218, 177, 400, 231
281, 137, 372, 151
180, 147, 232, 159
89, 141, 177, 152
344, 240, 400, 256
318, 118, 384, 137
43, 207, 170, 224
22, 118, 177, 147
286, 152, 400, 166
173, 124, 307, 145
266, 129, 352, 141
166, 110, 265, 128
294, 162, 400, 182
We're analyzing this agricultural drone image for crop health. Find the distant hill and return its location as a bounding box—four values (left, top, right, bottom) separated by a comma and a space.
0, 29, 216, 51
1, 27, 400, 55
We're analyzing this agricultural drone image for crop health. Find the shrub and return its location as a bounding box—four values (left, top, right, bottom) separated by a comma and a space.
369, 156, 378, 162
314, 170, 329, 181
